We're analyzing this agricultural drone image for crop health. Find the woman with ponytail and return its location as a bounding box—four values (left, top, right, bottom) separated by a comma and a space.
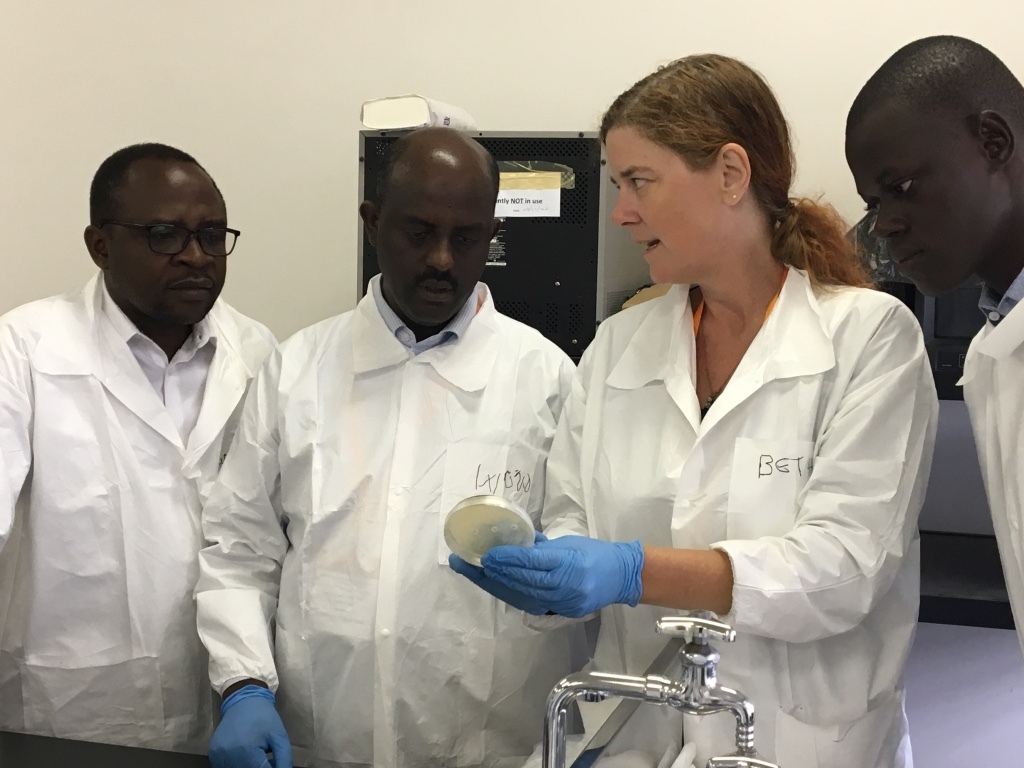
451, 55, 938, 768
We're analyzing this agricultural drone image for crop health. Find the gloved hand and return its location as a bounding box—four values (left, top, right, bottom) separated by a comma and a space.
481, 535, 645, 618
209, 684, 293, 768
449, 530, 553, 615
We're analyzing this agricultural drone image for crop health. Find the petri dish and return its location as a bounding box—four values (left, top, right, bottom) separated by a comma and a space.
444, 494, 535, 566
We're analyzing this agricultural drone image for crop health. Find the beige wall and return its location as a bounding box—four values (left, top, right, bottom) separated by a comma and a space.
1, 0, 1018, 339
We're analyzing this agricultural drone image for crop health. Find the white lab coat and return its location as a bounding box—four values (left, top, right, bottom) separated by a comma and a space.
196, 284, 580, 768
0, 274, 275, 752
542, 268, 938, 768
961, 303, 1024, 659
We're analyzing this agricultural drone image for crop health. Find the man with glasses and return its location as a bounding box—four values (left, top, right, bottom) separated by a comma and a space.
0, 143, 275, 752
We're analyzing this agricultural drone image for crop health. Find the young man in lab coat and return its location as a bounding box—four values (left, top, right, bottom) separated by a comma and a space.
0, 143, 276, 751
847, 36, 1024, 658
197, 127, 579, 768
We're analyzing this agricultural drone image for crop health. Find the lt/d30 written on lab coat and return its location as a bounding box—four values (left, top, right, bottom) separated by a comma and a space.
197, 285, 580, 768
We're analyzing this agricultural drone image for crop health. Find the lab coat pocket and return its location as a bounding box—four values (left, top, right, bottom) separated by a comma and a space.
773, 689, 907, 768
437, 440, 542, 565
727, 438, 814, 539
21, 657, 165, 745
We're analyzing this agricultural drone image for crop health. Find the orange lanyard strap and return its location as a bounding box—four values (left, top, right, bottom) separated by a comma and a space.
692, 269, 787, 335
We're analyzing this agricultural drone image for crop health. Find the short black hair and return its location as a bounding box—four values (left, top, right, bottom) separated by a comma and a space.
848, 36, 1024, 135
89, 142, 223, 225
375, 132, 500, 205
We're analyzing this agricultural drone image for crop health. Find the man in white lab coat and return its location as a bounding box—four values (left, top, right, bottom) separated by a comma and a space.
847, 37, 1024, 655
0, 143, 276, 752
196, 128, 578, 768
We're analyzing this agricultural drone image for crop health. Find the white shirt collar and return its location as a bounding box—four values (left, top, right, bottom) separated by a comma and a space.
99, 276, 216, 360
369, 273, 480, 355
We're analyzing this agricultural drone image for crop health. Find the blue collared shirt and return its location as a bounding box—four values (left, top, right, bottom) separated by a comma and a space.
979, 267, 1024, 324
371, 275, 480, 355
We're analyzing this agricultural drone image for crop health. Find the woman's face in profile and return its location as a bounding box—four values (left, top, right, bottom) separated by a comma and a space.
605, 126, 726, 285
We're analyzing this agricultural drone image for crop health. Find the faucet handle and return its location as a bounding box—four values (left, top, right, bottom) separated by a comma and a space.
656, 615, 736, 644
705, 756, 780, 768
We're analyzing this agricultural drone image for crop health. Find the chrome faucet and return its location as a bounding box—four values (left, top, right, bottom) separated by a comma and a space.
704, 758, 781, 768
541, 613, 780, 768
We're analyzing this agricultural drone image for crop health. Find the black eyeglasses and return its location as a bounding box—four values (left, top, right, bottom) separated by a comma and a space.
100, 220, 240, 257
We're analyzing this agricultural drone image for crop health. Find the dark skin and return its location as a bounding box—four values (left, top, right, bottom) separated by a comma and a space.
83, 159, 228, 359
223, 131, 499, 700
359, 128, 501, 341
846, 101, 1024, 296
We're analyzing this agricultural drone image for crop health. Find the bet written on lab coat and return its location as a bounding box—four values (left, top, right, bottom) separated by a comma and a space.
961, 304, 1024, 660
196, 281, 580, 768
542, 268, 938, 768
0, 275, 276, 752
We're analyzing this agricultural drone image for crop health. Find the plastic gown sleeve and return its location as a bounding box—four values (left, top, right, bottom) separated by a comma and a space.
196, 349, 290, 694
541, 359, 593, 540
517, 355, 589, 631
520, 361, 597, 634
0, 323, 33, 554
713, 305, 938, 643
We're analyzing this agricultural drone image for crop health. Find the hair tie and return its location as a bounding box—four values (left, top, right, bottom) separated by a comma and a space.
776, 199, 796, 223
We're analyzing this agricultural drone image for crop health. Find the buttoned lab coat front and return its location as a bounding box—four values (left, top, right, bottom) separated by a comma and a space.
542, 269, 938, 768
961, 304, 1024, 660
0, 275, 275, 752
196, 286, 580, 768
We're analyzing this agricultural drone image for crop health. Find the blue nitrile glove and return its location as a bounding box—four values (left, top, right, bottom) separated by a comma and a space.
481, 535, 645, 618
448, 530, 553, 615
209, 684, 293, 768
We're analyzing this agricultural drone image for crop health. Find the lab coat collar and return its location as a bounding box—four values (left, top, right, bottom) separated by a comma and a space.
33, 275, 183, 447
351, 283, 500, 393
958, 301, 1024, 385
605, 284, 692, 392
33, 274, 255, 454
351, 290, 420, 374
973, 301, 1024, 360
605, 283, 703, 429
756, 267, 838, 382
421, 285, 500, 393
699, 267, 835, 431
605, 267, 835, 429
184, 302, 256, 463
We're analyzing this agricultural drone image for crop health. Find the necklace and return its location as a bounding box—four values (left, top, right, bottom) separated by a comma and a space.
692, 269, 788, 416
696, 331, 739, 413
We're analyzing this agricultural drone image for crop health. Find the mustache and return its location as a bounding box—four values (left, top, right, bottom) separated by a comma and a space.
416, 269, 458, 291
